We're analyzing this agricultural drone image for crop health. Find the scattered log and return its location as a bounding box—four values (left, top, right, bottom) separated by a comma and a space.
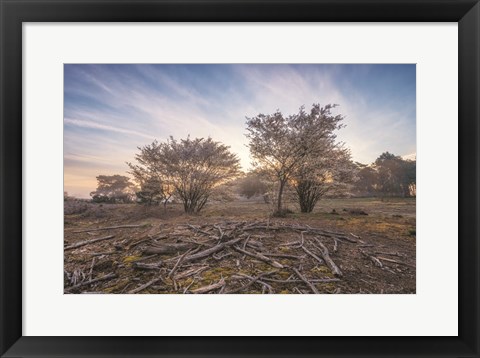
65, 220, 410, 294
377, 256, 416, 268
300, 246, 324, 265
144, 242, 196, 255
262, 253, 305, 260
333, 238, 339, 253
191, 278, 225, 294
73, 225, 142, 233
374, 251, 406, 258
64, 235, 115, 250
181, 236, 246, 264
67, 273, 117, 290
312, 238, 343, 277
292, 268, 319, 294
128, 276, 164, 294
185, 224, 212, 237
261, 277, 340, 283
226, 271, 277, 294
88, 257, 96, 281
168, 249, 193, 278
132, 262, 163, 270
233, 246, 284, 269
213, 252, 233, 260
87, 251, 117, 256
360, 250, 383, 268
174, 266, 209, 280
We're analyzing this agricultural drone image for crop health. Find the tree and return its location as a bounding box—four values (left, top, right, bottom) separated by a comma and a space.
238, 172, 269, 199
246, 103, 345, 214
353, 163, 378, 197
374, 152, 416, 197
403, 159, 416, 197
127, 141, 173, 208
130, 137, 241, 213
293, 147, 356, 213
90, 175, 135, 203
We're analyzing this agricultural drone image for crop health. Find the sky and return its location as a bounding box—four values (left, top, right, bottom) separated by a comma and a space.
64, 64, 416, 198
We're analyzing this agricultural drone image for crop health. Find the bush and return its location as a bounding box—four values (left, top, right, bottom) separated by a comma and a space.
271, 208, 294, 218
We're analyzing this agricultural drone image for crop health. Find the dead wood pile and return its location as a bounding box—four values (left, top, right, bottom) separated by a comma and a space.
64, 221, 414, 294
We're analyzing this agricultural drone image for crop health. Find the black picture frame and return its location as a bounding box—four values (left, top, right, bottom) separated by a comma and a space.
1, 1, 479, 357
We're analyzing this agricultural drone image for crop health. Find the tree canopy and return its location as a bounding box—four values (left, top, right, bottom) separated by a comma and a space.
90, 175, 135, 203
246, 103, 352, 213
129, 136, 241, 213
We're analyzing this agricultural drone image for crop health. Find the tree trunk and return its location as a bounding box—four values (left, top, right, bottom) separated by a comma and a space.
277, 179, 286, 212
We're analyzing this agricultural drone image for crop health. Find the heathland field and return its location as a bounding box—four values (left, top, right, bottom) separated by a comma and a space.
64, 197, 416, 294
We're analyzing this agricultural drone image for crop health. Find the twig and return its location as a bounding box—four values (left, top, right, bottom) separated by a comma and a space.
242, 235, 251, 250
212, 252, 233, 260
168, 248, 193, 278
262, 253, 305, 260
377, 256, 416, 268
185, 224, 212, 236
88, 257, 96, 281
174, 266, 209, 280
292, 267, 319, 294
67, 273, 117, 290
360, 250, 383, 268
128, 275, 164, 294
132, 262, 163, 270
181, 236, 246, 264
300, 246, 324, 265
233, 246, 284, 269
87, 251, 117, 256
183, 278, 197, 294
64, 235, 115, 250
191, 278, 225, 294
225, 271, 277, 294
312, 238, 343, 277
73, 225, 141, 233
374, 251, 406, 258
262, 277, 340, 283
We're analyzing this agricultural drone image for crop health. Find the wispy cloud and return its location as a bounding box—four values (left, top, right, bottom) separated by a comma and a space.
64, 64, 416, 198
64, 118, 153, 139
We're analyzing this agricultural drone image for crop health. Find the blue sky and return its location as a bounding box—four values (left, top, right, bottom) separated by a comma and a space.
64, 64, 416, 198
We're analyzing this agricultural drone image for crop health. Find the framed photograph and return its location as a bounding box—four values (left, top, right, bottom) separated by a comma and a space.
1, 0, 479, 357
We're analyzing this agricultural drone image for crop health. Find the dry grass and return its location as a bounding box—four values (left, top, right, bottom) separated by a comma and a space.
64, 197, 416, 294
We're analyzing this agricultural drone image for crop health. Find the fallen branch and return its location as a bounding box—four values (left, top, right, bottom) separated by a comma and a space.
377, 256, 416, 268
301, 246, 324, 265
174, 266, 209, 280
88, 257, 96, 281
128, 275, 164, 294
292, 267, 319, 294
261, 277, 340, 283
133, 262, 163, 270
67, 273, 117, 290
360, 250, 383, 268
262, 253, 305, 260
73, 225, 142, 233
374, 251, 406, 258
191, 278, 225, 294
312, 238, 343, 277
168, 249, 193, 278
64, 235, 115, 250
144, 242, 196, 255
227, 271, 277, 294
181, 236, 246, 264
233, 246, 284, 269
